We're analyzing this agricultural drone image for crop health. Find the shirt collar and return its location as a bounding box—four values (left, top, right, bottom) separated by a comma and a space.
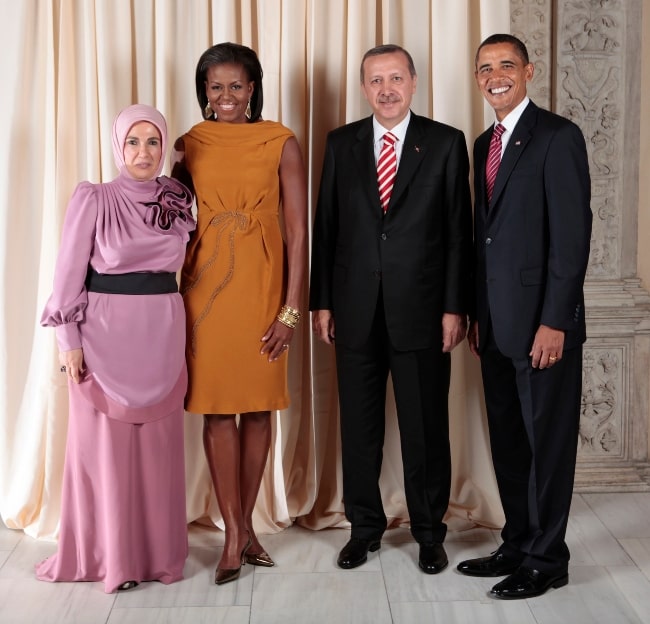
373, 111, 411, 145
495, 96, 529, 134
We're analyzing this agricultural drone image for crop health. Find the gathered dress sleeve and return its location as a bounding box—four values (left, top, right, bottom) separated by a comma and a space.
41, 182, 98, 352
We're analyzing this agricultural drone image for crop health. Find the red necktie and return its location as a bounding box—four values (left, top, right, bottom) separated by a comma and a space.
485, 123, 505, 202
377, 132, 398, 212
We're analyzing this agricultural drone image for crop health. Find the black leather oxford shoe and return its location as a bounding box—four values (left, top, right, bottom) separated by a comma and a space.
490, 566, 569, 599
337, 538, 381, 569
456, 548, 522, 577
418, 542, 448, 574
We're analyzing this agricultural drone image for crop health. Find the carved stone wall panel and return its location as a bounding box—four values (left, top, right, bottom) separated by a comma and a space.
580, 345, 625, 459
511, 0, 552, 109
557, 0, 625, 279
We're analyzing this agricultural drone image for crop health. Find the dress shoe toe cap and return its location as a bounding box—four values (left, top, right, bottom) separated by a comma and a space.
490, 567, 568, 599
337, 539, 381, 569
456, 550, 521, 577
418, 543, 448, 574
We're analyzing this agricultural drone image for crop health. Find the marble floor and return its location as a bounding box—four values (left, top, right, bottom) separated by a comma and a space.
2, 492, 650, 623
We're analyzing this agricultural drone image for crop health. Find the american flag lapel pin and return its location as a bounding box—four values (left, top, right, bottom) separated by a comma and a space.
414, 145, 420, 153
515, 140, 521, 145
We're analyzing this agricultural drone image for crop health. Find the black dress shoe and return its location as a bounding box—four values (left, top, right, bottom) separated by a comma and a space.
456, 548, 522, 577
418, 542, 448, 574
490, 566, 569, 600
337, 538, 381, 569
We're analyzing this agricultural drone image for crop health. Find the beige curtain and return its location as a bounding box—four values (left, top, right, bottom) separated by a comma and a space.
0, 0, 510, 540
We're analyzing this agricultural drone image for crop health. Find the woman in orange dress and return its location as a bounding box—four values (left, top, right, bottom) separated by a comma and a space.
172, 42, 307, 585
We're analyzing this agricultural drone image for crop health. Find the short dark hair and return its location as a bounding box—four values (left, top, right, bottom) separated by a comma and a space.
195, 42, 264, 122
360, 44, 417, 83
475, 34, 530, 67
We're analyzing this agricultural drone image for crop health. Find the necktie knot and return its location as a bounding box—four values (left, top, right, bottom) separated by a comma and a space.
493, 123, 505, 139
382, 131, 397, 146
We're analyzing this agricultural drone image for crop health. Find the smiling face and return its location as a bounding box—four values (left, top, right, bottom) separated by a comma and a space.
122, 121, 162, 181
475, 41, 533, 121
205, 62, 254, 123
361, 51, 417, 129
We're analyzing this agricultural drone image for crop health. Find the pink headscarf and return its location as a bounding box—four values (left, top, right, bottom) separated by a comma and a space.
111, 104, 167, 180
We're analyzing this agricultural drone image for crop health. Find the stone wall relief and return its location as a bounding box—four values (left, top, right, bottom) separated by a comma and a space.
558, 0, 624, 279
580, 346, 623, 457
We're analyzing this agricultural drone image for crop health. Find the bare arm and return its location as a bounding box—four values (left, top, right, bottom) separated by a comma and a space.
260, 136, 308, 361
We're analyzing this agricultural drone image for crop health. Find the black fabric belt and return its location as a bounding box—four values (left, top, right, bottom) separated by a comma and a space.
85, 267, 178, 294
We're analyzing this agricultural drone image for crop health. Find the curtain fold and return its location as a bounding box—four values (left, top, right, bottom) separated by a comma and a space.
0, 0, 509, 540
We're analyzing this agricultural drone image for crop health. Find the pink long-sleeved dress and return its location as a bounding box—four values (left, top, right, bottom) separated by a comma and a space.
37, 172, 195, 593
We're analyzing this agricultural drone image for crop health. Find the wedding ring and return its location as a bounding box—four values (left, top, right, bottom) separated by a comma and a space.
549, 355, 557, 362
60, 365, 67, 372
283, 344, 289, 349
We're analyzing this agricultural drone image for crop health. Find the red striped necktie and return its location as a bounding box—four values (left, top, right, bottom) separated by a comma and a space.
377, 131, 398, 212
485, 123, 505, 202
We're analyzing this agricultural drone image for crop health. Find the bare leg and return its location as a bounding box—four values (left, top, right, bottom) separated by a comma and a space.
203, 414, 249, 570
239, 410, 272, 555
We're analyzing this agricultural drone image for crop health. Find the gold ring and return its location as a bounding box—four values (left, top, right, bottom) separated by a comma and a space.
283, 344, 289, 348
549, 355, 557, 362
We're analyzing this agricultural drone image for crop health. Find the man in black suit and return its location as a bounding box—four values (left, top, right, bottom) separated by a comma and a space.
309, 44, 472, 573
456, 34, 592, 599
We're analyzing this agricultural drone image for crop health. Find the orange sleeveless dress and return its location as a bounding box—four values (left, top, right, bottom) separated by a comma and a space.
181, 120, 293, 414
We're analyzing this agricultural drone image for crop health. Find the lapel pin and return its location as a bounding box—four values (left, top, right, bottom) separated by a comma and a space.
515, 140, 521, 145
414, 145, 420, 152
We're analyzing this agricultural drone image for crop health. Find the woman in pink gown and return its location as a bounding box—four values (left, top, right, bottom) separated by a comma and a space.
36, 104, 195, 593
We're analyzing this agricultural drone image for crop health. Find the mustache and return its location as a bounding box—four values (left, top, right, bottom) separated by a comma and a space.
377, 95, 401, 103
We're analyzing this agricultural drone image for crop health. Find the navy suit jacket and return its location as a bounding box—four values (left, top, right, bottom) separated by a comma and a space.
309, 113, 472, 351
472, 101, 592, 359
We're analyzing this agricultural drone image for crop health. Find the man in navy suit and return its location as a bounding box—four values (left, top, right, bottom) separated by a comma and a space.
456, 34, 592, 599
309, 44, 472, 573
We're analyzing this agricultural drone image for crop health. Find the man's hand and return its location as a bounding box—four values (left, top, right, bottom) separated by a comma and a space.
442, 313, 467, 353
312, 309, 335, 345
529, 324, 564, 369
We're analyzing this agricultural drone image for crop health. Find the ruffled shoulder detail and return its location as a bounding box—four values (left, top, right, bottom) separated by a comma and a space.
142, 176, 196, 237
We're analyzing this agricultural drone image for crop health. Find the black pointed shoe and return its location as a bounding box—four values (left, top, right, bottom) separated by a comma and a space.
456, 548, 522, 577
215, 535, 252, 585
418, 542, 448, 574
337, 538, 381, 569
490, 566, 569, 599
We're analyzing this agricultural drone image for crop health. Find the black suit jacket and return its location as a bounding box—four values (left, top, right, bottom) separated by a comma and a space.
472, 101, 592, 358
310, 113, 472, 351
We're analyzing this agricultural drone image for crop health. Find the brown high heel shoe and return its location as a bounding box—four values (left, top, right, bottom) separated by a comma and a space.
214, 535, 252, 585
245, 550, 275, 567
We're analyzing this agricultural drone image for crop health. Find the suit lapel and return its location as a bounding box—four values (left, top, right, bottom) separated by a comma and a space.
489, 102, 537, 211
352, 118, 382, 214
388, 114, 426, 210
475, 130, 491, 215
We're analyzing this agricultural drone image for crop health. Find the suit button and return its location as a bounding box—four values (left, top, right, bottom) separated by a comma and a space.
381, 233, 387, 240
486, 237, 492, 245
